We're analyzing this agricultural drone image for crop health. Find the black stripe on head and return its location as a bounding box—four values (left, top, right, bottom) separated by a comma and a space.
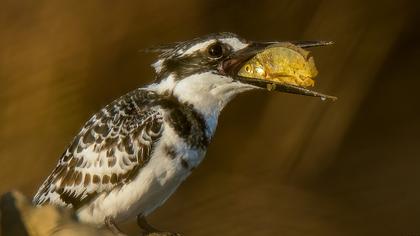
153, 32, 246, 80
153, 32, 240, 58
157, 50, 221, 79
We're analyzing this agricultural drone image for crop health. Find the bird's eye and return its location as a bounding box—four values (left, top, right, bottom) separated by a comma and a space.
207, 43, 224, 59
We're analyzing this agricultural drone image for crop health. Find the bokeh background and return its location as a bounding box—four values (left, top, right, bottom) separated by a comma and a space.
1, 0, 419, 235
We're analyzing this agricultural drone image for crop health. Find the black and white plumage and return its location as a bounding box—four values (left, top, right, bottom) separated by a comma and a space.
33, 32, 331, 234
33, 89, 210, 225
34, 90, 164, 208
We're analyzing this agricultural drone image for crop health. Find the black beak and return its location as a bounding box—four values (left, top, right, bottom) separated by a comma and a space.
219, 40, 337, 101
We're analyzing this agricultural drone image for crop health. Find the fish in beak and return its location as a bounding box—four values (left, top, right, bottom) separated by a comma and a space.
220, 40, 337, 101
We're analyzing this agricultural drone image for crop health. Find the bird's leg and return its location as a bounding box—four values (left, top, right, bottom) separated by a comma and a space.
137, 215, 182, 236
105, 216, 126, 236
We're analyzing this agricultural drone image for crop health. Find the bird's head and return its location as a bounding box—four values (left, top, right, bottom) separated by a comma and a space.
147, 32, 334, 122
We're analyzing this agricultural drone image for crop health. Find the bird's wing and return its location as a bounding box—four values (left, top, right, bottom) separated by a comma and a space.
33, 89, 164, 209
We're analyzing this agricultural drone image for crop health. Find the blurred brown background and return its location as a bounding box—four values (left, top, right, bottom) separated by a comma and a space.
1, 0, 419, 235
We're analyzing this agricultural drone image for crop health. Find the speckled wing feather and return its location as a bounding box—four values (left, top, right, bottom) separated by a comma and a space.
33, 89, 164, 209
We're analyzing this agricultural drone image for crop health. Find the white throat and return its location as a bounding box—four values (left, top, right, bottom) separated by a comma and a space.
148, 72, 256, 137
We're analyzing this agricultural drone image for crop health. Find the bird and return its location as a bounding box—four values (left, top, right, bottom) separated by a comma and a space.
33, 32, 333, 235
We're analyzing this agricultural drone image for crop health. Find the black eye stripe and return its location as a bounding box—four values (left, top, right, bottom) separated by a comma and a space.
156, 50, 220, 79
153, 36, 238, 80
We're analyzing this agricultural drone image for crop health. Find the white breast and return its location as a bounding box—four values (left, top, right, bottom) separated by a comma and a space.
76, 122, 206, 225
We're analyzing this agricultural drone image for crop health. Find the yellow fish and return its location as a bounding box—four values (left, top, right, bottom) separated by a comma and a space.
238, 42, 318, 88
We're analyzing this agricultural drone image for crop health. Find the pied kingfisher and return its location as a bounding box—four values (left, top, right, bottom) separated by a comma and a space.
33, 32, 332, 235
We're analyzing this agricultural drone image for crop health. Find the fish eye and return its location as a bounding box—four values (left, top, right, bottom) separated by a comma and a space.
207, 42, 224, 59
245, 64, 253, 73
